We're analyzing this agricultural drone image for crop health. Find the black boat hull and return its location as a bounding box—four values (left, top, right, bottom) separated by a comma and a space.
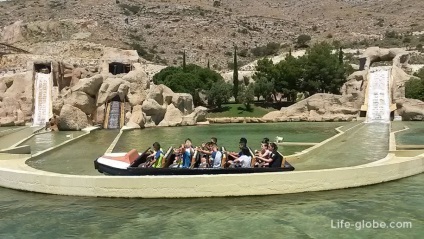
94, 159, 295, 176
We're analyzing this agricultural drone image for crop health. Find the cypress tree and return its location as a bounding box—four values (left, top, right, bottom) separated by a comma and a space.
183, 50, 186, 70
338, 47, 344, 64
289, 48, 292, 56
233, 46, 239, 102
207, 59, 210, 69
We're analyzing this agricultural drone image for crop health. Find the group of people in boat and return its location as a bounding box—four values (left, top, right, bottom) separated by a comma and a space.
139, 137, 284, 169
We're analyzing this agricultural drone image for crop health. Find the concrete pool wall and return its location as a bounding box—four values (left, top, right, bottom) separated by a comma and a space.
0, 124, 423, 198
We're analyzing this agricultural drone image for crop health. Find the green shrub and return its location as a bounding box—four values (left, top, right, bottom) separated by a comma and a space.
405, 77, 424, 101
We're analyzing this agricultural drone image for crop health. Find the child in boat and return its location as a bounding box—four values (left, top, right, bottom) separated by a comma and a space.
197, 142, 213, 167
146, 142, 164, 168
229, 146, 251, 168
210, 143, 222, 168
256, 143, 282, 168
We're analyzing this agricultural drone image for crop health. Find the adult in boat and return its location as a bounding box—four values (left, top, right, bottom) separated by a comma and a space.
228, 137, 248, 160
229, 146, 251, 168
211, 137, 218, 145
256, 143, 282, 168
180, 138, 194, 168
144, 142, 164, 168
210, 143, 222, 168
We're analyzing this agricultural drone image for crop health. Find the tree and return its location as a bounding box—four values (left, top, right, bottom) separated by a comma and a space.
405, 77, 424, 101
253, 77, 274, 101
274, 54, 304, 101
182, 50, 186, 70
207, 59, 210, 69
338, 47, 344, 64
153, 64, 223, 105
300, 42, 346, 95
233, 46, 239, 102
207, 80, 232, 109
296, 34, 311, 48
237, 83, 255, 110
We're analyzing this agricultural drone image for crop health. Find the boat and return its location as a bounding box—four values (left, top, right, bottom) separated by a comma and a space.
94, 147, 295, 176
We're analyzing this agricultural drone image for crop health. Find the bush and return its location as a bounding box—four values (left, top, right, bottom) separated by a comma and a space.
251, 42, 281, 57
385, 30, 397, 39
119, 4, 141, 15
405, 77, 424, 101
207, 80, 232, 108
296, 34, 311, 47
153, 64, 223, 105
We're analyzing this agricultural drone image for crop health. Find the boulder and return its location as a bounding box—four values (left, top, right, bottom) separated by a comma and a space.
143, 100, 166, 125
96, 78, 127, 106
159, 104, 183, 127
396, 98, 424, 121
117, 83, 130, 102
94, 105, 105, 125
71, 74, 103, 97
52, 98, 64, 116
181, 106, 208, 126
128, 105, 146, 128
123, 66, 150, 106
361, 47, 410, 70
147, 84, 164, 105
263, 111, 284, 120
58, 104, 90, 130
0, 117, 15, 126
67, 91, 96, 114
172, 93, 194, 115
278, 93, 358, 121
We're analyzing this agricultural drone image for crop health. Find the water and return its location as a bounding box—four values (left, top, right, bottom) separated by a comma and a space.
366, 68, 391, 123
26, 130, 119, 175
0, 127, 41, 149
114, 122, 347, 153
26, 122, 387, 174
393, 122, 424, 145
18, 131, 85, 154
32, 72, 52, 126
293, 123, 389, 170
107, 101, 122, 129
0, 173, 422, 238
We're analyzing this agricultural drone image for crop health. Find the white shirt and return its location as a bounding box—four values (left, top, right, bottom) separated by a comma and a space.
236, 155, 251, 168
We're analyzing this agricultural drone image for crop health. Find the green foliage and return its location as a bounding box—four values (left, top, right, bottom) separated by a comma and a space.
153, 64, 223, 105
253, 77, 274, 101
301, 42, 347, 94
182, 50, 186, 69
207, 80, 233, 109
414, 67, 424, 79
253, 42, 348, 100
250, 42, 281, 57
296, 34, 311, 47
237, 84, 255, 110
405, 77, 424, 101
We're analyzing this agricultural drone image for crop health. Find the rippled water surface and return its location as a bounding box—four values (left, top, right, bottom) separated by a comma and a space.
0, 174, 422, 238
114, 122, 347, 153
293, 123, 390, 170
26, 130, 119, 175
394, 122, 424, 145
